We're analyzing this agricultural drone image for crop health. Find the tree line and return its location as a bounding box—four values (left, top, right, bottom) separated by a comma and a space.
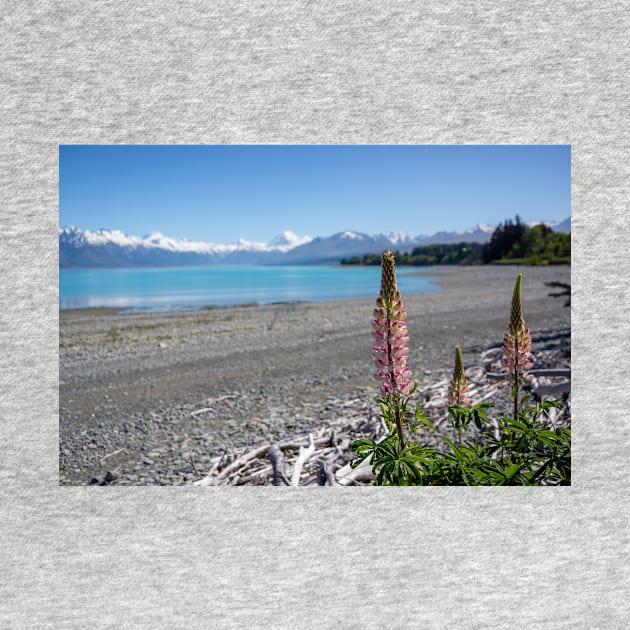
340, 216, 570, 266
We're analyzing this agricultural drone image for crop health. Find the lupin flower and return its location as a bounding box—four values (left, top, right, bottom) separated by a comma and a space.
447, 345, 472, 406
372, 251, 415, 397
502, 274, 534, 378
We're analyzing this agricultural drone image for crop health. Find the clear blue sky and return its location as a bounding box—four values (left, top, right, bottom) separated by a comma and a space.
59, 145, 570, 243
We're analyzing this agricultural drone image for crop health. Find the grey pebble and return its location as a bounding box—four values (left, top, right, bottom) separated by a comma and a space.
59, 266, 571, 486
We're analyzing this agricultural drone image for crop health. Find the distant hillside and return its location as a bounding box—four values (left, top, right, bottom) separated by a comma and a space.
342, 216, 571, 267
59, 217, 570, 268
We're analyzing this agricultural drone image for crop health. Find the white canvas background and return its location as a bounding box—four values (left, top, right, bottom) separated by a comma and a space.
1, 2, 628, 627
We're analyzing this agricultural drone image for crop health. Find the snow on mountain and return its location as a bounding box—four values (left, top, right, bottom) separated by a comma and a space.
60, 226, 309, 254
551, 216, 571, 233
524, 217, 571, 233
279, 230, 419, 264
59, 226, 313, 268
382, 232, 418, 245
412, 223, 496, 246
59, 218, 570, 268
86, 228, 144, 247
61, 225, 219, 253
268, 230, 313, 252
142, 231, 223, 253
339, 230, 363, 240
465, 224, 495, 235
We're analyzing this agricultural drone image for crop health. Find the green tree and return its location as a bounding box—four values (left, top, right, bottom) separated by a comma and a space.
482, 215, 527, 263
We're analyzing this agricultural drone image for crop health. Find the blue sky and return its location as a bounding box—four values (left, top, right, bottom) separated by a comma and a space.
59, 145, 570, 243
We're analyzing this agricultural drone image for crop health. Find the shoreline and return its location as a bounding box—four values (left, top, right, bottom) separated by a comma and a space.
59, 263, 445, 315
60, 264, 571, 485
60, 299, 308, 318
60, 262, 570, 317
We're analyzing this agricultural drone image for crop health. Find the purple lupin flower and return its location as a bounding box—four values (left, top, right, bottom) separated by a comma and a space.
372, 251, 414, 397
447, 345, 472, 406
503, 274, 533, 420
502, 274, 533, 378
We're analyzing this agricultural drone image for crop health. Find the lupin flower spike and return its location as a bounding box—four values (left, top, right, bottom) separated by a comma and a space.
447, 345, 472, 406
379, 250, 398, 303
502, 274, 533, 378
372, 251, 415, 397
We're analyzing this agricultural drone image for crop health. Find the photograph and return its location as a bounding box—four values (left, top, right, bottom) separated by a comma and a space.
6, 3, 628, 626
59, 144, 571, 486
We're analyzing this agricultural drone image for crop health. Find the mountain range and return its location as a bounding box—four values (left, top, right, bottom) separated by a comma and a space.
59, 217, 570, 268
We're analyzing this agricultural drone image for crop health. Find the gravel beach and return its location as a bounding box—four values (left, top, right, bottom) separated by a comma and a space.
59, 265, 571, 485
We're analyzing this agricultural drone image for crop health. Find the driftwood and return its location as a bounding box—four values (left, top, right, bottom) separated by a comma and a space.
192, 419, 380, 486
336, 459, 375, 486
194, 443, 271, 486
317, 459, 336, 486
99, 448, 126, 464
545, 281, 571, 307
267, 446, 290, 486
193, 434, 338, 486
290, 434, 315, 486
191, 395, 239, 416
486, 368, 570, 380
190, 407, 214, 417
191, 329, 570, 486
485, 367, 571, 402
526, 379, 571, 399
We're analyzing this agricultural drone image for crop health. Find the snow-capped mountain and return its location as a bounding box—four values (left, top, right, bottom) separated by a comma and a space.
524, 218, 571, 233
59, 225, 308, 268
548, 216, 571, 233
280, 230, 422, 264
58, 225, 293, 255
267, 230, 313, 252
59, 218, 570, 268
413, 223, 495, 246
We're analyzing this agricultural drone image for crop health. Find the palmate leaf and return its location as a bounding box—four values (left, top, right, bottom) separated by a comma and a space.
414, 415, 436, 431
504, 418, 530, 433
536, 433, 562, 449
472, 402, 494, 426
354, 371, 570, 484
403, 461, 424, 483
530, 399, 562, 420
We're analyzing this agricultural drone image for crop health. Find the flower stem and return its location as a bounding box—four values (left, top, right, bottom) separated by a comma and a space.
394, 397, 405, 448
513, 368, 519, 421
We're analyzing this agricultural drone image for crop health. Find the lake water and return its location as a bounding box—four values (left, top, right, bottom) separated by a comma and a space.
59, 266, 439, 312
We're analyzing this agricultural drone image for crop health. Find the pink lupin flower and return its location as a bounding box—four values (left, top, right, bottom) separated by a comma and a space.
502, 274, 534, 378
372, 251, 415, 397
503, 274, 534, 422
447, 345, 472, 406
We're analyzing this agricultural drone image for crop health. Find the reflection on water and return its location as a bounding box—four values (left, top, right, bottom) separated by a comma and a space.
60, 265, 439, 311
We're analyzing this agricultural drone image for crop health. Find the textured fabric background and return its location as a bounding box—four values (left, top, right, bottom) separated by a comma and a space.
1, 2, 628, 628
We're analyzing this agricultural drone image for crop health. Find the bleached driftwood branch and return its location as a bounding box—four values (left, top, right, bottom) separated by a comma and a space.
99, 448, 126, 464
194, 443, 271, 486
193, 434, 332, 486
267, 445, 290, 486
527, 380, 571, 398
191, 395, 239, 416
190, 407, 214, 417
487, 368, 571, 380
317, 459, 336, 486
290, 434, 315, 486
336, 459, 375, 486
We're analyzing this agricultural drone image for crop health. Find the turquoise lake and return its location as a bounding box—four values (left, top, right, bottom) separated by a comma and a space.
59, 266, 440, 312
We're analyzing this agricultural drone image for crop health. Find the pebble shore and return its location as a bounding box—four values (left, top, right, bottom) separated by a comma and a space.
59, 265, 571, 485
